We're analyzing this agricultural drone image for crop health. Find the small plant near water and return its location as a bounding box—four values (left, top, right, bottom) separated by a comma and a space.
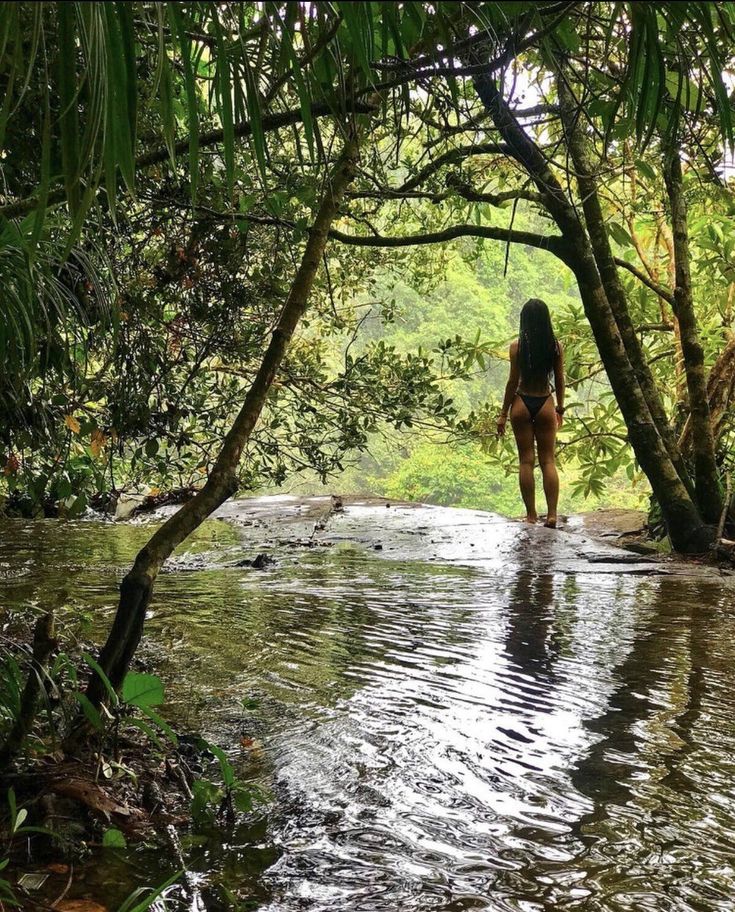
71, 654, 178, 755
0, 636, 265, 900
190, 739, 265, 829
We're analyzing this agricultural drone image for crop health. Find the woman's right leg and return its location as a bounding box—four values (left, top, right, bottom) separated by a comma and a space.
534, 397, 559, 526
510, 397, 537, 522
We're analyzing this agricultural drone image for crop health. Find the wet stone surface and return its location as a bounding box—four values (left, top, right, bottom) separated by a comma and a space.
2, 496, 735, 911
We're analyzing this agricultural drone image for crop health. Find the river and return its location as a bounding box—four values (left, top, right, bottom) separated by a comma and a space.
2, 497, 735, 911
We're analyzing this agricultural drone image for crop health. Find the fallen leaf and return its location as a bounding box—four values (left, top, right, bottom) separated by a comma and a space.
64, 415, 81, 434
47, 862, 70, 874
50, 779, 134, 820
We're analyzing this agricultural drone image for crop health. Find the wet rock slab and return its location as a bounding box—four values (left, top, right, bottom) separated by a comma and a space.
156, 495, 722, 580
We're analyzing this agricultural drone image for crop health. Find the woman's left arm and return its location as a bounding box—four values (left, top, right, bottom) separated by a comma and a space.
497, 342, 520, 436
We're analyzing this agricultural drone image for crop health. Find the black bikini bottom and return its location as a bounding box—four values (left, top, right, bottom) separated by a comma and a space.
518, 393, 551, 420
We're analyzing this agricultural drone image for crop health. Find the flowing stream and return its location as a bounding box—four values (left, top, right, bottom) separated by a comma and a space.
2, 497, 735, 911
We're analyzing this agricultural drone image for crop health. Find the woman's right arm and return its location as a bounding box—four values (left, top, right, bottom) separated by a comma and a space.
497, 342, 519, 436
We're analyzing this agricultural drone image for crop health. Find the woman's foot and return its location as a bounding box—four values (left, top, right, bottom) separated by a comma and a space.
523, 514, 538, 524
543, 516, 557, 529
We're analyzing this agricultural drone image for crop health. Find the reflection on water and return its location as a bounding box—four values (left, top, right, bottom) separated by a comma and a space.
1, 513, 735, 911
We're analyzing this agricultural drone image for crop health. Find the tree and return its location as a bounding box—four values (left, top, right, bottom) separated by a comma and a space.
313, 2, 734, 549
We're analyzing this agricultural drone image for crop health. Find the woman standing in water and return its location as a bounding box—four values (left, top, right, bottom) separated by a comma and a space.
496, 299, 565, 527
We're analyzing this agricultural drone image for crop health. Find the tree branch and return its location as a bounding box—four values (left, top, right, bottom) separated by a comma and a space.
398, 142, 509, 192
137, 100, 378, 167
346, 182, 543, 207
446, 174, 544, 206
0, 100, 379, 219
328, 224, 568, 260
420, 104, 558, 143
614, 257, 674, 304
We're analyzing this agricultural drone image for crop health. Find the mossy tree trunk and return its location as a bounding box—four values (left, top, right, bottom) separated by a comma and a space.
555, 70, 695, 500
663, 144, 723, 524
86, 130, 362, 705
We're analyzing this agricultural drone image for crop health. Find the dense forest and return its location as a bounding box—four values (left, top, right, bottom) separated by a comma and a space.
2, 2, 735, 908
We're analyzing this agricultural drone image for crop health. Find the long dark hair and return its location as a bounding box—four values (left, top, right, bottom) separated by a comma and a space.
518, 298, 557, 388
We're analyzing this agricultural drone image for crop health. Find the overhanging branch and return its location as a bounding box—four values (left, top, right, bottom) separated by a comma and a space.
614, 257, 674, 304
0, 100, 379, 219
399, 142, 509, 192
328, 224, 568, 261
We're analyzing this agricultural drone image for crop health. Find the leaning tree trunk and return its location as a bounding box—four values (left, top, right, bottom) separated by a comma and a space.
663, 144, 723, 524
86, 130, 361, 706
555, 70, 695, 501
472, 72, 712, 552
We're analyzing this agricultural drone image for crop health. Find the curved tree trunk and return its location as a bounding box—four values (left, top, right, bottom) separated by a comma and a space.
472, 73, 712, 552
86, 129, 362, 705
555, 71, 695, 500
663, 145, 723, 524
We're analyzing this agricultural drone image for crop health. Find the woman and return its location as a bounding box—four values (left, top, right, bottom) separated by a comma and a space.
496, 298, 565, 527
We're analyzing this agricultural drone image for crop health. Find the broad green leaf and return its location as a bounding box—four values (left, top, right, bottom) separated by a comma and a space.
608, 221, 634, 249
168, 5, 200, 202
103, 827, 127, 848
122, 672, 164, 708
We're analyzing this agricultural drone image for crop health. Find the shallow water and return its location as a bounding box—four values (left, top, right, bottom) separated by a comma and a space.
2, 499, 735, 911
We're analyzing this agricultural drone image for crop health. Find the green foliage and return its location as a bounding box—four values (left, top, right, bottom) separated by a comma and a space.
380, 442, 521, 515
102, 826, 127, 848
0, 655, 22, 739
190, 737, 264, 830
122, 673, 164, 709
1, 1, 734, 523
115, 871, 183, 912
0, 856, 15, 908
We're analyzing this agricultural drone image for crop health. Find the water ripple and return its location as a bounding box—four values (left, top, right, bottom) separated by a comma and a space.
2, 517, 735, 911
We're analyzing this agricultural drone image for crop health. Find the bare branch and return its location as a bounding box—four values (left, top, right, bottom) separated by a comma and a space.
398, 142, 509, 192
328, 224, 568, 260
446, 174, 544, 206
614, 257, 674, 304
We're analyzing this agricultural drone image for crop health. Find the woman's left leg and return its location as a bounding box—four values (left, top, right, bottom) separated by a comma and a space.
534, 397, 559, 527
511, 396, 537, 522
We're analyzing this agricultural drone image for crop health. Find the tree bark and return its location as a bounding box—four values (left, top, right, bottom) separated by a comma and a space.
555, 71, 694, 500
659, 217, 688, 407
86, 129, 362, 705
664, 145, 723, 523
472, 73, 712, 551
